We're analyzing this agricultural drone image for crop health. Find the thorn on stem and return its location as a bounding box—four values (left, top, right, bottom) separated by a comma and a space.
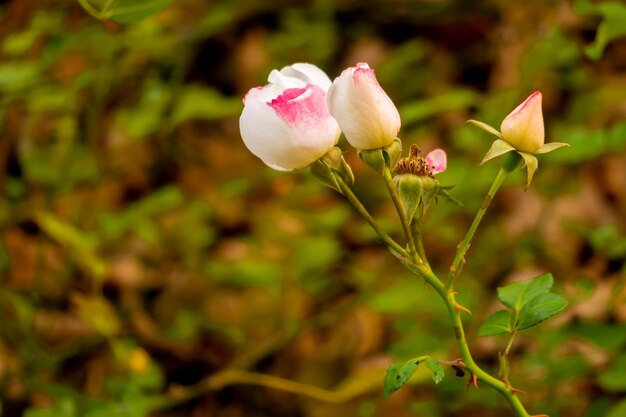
466, 373, 478, 390
510, 387, 527, 394
455, 303, 473, 315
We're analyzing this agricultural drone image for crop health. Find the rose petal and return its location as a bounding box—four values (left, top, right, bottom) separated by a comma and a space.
426, 149, 447, 174
500, 91, 544, 154
327, 62, 401, 150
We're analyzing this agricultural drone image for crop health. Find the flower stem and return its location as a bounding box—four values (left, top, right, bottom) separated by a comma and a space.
416, 265, 530, 417
447, 167, 508, 289
331, 172, 408, 258
77, 0, 103, 19
412, 221, 428, 265
382, 166, 419, 258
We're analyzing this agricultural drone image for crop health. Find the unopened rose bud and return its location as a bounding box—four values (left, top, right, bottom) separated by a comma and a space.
500, 91, 544, 154
327, 63, 401, 150
240, 63, 341, 170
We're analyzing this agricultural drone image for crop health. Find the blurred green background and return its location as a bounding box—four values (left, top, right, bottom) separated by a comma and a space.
1, 0, 625, 416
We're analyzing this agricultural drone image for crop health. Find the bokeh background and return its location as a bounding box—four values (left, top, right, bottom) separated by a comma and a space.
1, 0, 626, 416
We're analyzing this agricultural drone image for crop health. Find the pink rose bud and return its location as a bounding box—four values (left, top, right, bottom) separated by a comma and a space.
500, 91, 544, 154
239, 63, 341, 170
327, 63, 401, 150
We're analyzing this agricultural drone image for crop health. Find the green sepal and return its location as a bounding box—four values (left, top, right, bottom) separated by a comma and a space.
384, 138, 403, 170
534, 142, 570, 154
310, 147, 354, 194
436, 186, 462, 207
358, 138, 403, 175
394, 174, 443, 224
394, 174, 424, 224
467, 119, 502, 139
481, 139, 516, 165
518, 152, 538, 187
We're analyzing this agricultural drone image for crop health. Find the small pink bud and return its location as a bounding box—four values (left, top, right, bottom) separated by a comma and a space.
500, 91, 544, 154
425, 149, 447, 175
327, 63, 401, 150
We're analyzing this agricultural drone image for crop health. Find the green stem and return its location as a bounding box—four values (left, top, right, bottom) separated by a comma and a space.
382, 166, 418, 258
77, 0, 103, 19
416, 265, 530, 417
447, 167, 508, 289
500, 313, 519, 387
412, 221, 428, 265
101, 0, 118, 16
505, 331, 517, 356
332, 172, 408, 258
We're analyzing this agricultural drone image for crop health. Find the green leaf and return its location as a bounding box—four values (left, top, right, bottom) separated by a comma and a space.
518, 151, 538, 187
467, 119, 502, 138
607, 399, 626, 417
478, 310, 512, 337
516, 293, 568, 330
109, 0, 174, 24
77, 0, 174, 24
481, 139, 516, 164
584, 4, 626, 60
0, 62, 40, 93
424, 358, 444, 384
72, 294, 120, 337
497, 273, 553, 310
35, 212, 106, 278
399, 89, 478, 124
172, 86, 241, 125
24, 398, 76, 417
383, 356, 427, 397
598, 354, 626, 392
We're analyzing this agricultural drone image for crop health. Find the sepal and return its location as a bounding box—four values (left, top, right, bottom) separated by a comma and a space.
358, 138, 402, 175
310, 147, 354, 194
518, 152, 538, 188
534, 142, 570, 154
481, 139, 516, 165
394, 174, 424, 224
394, 175, 459, 224
467, 119, 502, 139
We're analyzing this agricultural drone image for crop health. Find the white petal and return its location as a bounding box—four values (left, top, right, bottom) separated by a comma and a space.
286, 63, 333, 90
328, 64, 400, 150
240, 88, 340, 170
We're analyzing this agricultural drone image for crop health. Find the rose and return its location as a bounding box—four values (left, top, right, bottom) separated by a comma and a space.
327, 62, 401, 150
500, 91, 544, 154
239, 63, 341, 170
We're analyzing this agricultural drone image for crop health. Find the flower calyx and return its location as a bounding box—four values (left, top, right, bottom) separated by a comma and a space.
393, 145, 457, 224
310, 147, 355, 194
358, 138, 402, 175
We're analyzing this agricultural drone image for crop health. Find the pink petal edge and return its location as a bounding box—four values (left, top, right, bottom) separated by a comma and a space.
507, 91, 542, 121
426, 149, 447, 175
267, 84, 329, 128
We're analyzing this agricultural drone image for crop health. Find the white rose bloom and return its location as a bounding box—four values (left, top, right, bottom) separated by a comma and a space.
240, 63, 341, 171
